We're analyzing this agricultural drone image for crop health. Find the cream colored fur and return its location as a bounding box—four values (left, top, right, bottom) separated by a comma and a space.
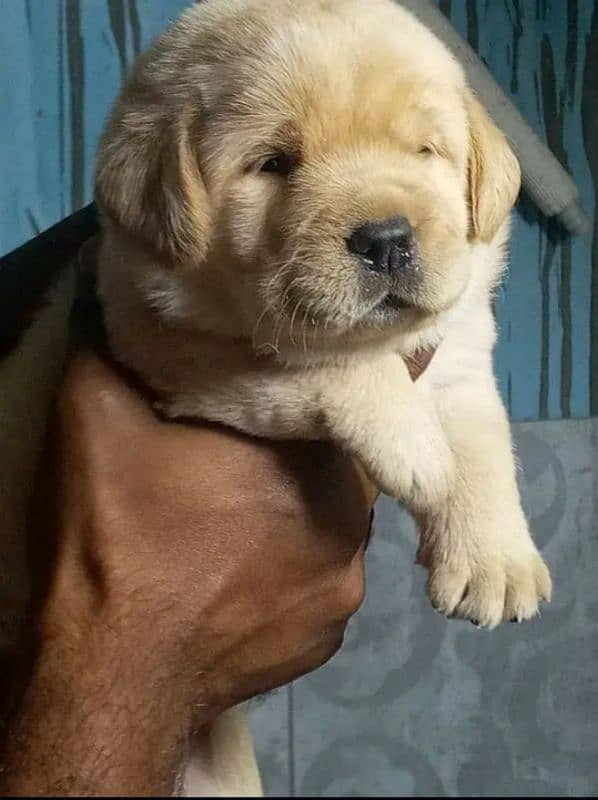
94, 0, 552, 794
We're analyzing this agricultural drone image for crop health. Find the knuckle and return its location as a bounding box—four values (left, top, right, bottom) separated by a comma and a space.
334, 568, 366, 618
315, 628, 347, 668
326, 628, 347, 659
293, 627, 347, 679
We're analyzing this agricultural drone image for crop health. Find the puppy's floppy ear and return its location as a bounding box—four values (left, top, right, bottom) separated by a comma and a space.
95, 102, 211, 265
465, 92, 521, 243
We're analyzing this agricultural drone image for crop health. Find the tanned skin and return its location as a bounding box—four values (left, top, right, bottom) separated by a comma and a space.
0, 353, 374, 796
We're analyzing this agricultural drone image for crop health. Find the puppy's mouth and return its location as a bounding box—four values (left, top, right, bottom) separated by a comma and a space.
377, 292, 414, 312
355, 246, 423, 324
370, 284, 420, 317
352, 288, 419, 330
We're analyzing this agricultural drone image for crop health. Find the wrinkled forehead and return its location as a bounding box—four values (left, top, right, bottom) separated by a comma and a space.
200, 6, 468, 163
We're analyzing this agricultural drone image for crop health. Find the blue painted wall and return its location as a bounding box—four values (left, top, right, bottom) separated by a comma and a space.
1, 0, 596, 422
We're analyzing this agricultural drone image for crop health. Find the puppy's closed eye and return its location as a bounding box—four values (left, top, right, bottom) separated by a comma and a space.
259, 153, 296, 176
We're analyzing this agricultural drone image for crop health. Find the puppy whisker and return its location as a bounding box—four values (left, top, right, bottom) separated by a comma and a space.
289, 299, 302, 347
251, 303, 275, 351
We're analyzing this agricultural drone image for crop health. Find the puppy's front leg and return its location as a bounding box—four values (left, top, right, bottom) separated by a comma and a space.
416, 373, 552, 628
320, 352, 455, 508
157, 352, 454, 510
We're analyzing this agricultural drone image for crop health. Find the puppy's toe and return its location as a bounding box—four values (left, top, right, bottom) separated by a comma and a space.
502, 550, 552, 623
452, 565, 506, 629
423, 546, 505, 625
534, 556, 553, 604
426, 562, 469, 617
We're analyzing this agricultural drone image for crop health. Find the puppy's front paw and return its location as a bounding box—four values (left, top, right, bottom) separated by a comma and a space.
422, 526, 552, 628
367, 446, 455, 509
364, 413, 456, 509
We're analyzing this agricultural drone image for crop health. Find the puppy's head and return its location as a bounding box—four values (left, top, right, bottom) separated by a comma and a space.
96, 0, 520, 357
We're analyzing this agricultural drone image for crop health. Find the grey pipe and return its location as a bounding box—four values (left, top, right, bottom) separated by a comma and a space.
396, 0, 591, 235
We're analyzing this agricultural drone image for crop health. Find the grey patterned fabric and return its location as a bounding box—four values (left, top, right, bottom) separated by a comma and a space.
250, 418, 598, 796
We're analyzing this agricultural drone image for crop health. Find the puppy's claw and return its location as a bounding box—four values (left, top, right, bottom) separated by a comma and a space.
425, 541, 551, 629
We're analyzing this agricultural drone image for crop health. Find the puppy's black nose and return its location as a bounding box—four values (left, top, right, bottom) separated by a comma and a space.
347, 216, 414, 274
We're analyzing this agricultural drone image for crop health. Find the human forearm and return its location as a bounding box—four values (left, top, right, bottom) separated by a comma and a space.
0, 589, 203, 796
0, 353, 372, 795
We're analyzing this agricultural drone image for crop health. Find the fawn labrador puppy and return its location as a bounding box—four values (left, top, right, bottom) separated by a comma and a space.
94, 0, 551, 792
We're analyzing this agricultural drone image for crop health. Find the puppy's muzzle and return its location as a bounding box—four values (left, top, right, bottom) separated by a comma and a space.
346, 215, 416, 277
